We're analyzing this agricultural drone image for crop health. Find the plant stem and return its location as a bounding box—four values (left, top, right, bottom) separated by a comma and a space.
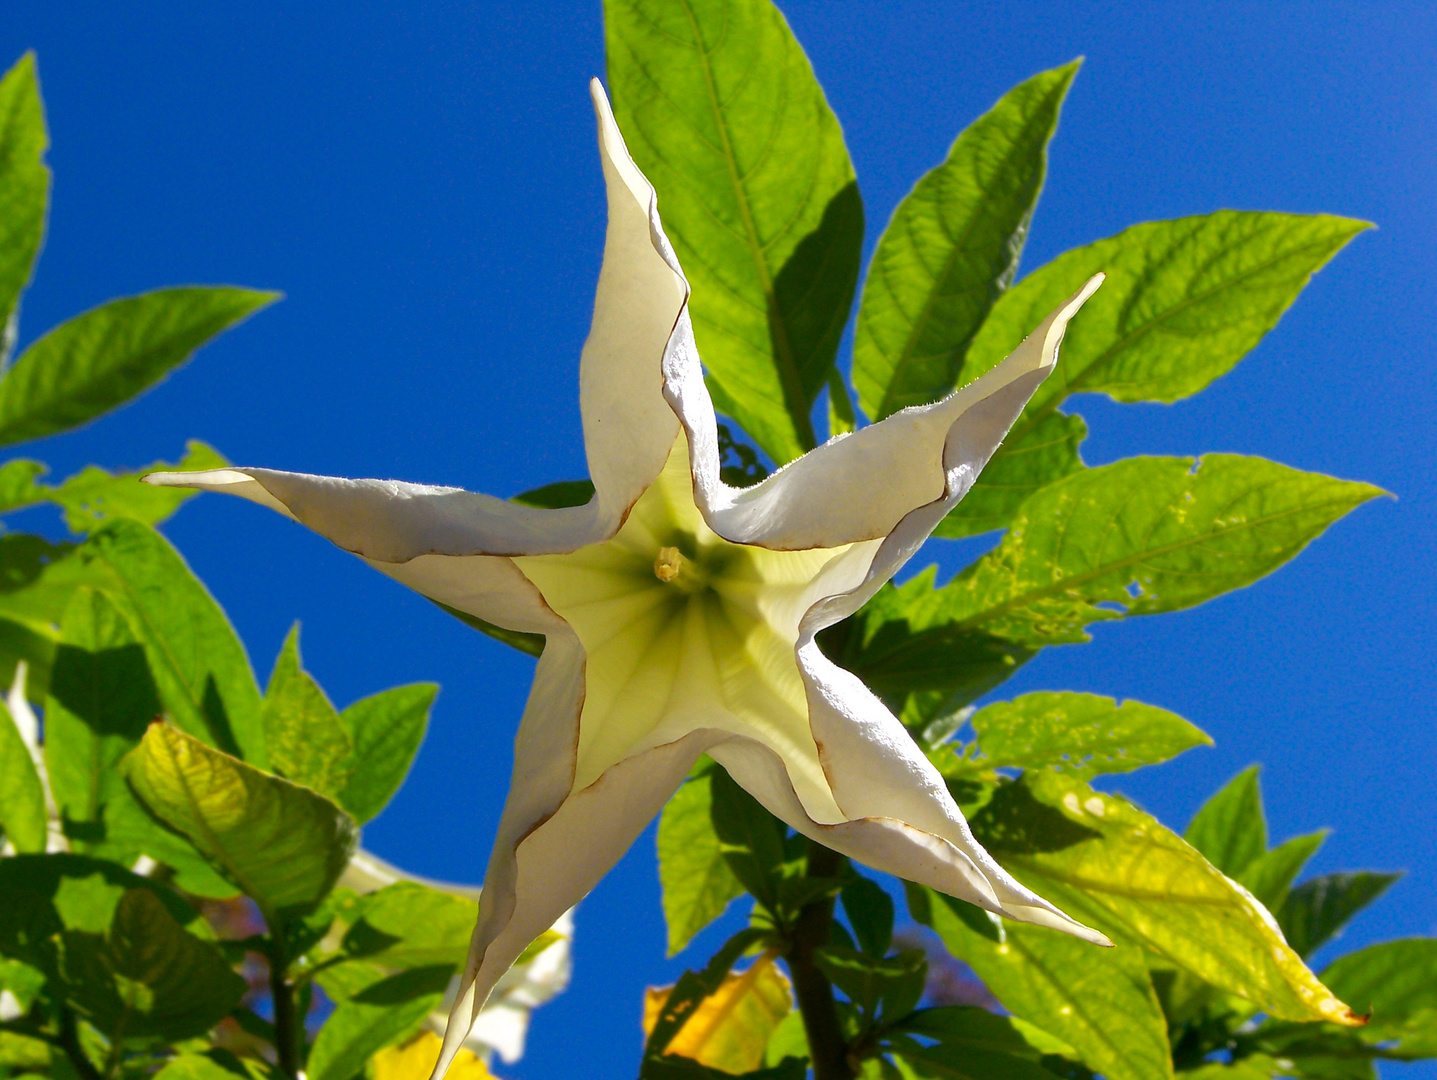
269, 935, 303, 1080
785, 839, 853, 1080
57, 1008, 104, 1080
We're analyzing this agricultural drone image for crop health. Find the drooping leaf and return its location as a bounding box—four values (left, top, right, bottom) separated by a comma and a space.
307, 964, 453, 1080
334, 682, 435, 824
0, 54, 49, 340
959, 691, 1210, 780
47, 440, 227, 533
1185, 766, 1267, 878
42, 587, 233, 897
261, 624, 352, 802
0, 287, 278, 447
1321, 940, 1437, 1055
906, 456, 1384, 648
909, 886, 1171, 1080
644, 954, 792, 1074
931, 412, 1087, 540
659, 765, 745, 955
978, 774, 1362, 1026
606, 0, 864, 462
122, 724, 357, 922
80, 519, 265, 766
1238, 831, 1326, 914
854, 61, 1078, 420
645, 927, 770, 1063
1278, 872, 1400, 959
0, 696, 45, 852
887, 1006, 1069, 1080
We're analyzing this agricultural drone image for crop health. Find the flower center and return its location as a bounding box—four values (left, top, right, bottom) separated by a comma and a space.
652, 544, 710, 592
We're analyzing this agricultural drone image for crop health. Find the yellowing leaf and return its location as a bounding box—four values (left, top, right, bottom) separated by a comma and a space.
643, 954, 792, 1074
372, 1032, 491, 1080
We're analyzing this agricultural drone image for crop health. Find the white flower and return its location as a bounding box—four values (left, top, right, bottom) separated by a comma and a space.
146, 81, 1106, 1077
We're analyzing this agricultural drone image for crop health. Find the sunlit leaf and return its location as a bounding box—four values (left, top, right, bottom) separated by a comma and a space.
335, 682, 435, 824
1185, 766, 1267, 877
48, 440, 226, 533
854, 61, 1078, 420
1238, 831, 1326, 914
977, 775, 1362, 1026
1321, 940, 1437, 1055
908, 885, 1170, 1080
0, 695, 45, 852
958, 691, 1210, 780
0, 53, 49, 339
81, 519, 265, 766
261, 624, 353, 802
644, 953, 791, 1074
328, 881, 475, 971
607, 0, 863, 462
43, 587, 233, 897
658, 764, 745, 955
123, 724, 357, 922
308, 964, 452, 1080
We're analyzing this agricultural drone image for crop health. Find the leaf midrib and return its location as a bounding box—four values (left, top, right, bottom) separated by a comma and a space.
676, 0, 816, 453
874, 81, 1062, 420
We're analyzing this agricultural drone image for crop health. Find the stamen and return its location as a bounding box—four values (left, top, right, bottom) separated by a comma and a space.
654, 546, 683, 583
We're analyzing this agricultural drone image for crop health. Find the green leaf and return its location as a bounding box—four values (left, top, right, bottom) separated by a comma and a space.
334, 682, 435, 824
0, 459, 45, 513
1185, 766, 1266, 877
0, 54, 49, 339
306, 964, 452, 1080
1238, 831, 1326, 914
1321, 940, 1437, 1054
0, 852, 209, 938
261, 625, 353, 802
330, 881, 475, 970
710, 765, 788, 912
56, 888, 245, 1042
931, 412, 1087, 540
659, 765, 745, 955
854, 61, 1078, 421
978, 774, 1362, 1026
0, 287, 278, 447
887, 1007, 1064, 1080
0, 695, 45, 852
80, 519, 265, 766
431, 599, 544, 657
812, 946, 926, 1025
122, 723, 357, 923
48, 440, 227, 533
0, 533, 91, 634
961, 691, 1210, 780
915, 456, 1383, 647
606, 0, 864, 462
816, 569, 1036, 709
1278, 872, 1399, 959
939, 212, 1368, 538
154, 1049, 281, 1080
840, 874, 894, 959
909, 886, 1171, 1080
512, 479, 595, 509
42, 588, 233, 897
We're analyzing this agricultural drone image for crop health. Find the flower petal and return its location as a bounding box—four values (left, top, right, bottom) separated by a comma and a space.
579, 79, 690, 528
432, 725, 720, 1080
667, 275, 1104, 551
712, 646, 1111, 946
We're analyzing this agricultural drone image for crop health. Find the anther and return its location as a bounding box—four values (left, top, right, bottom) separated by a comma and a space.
654, 546, 683, 583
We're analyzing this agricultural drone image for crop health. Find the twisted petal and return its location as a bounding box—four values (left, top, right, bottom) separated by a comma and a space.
667, 274, 1104, 552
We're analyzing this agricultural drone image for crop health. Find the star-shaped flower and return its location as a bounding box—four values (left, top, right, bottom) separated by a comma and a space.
146, 81, 1107, 1073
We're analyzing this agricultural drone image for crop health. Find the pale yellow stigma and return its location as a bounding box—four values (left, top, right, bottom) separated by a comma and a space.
653, 546, 684, 583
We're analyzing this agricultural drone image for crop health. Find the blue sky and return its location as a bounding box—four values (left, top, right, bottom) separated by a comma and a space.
4, 2, 1435, 1077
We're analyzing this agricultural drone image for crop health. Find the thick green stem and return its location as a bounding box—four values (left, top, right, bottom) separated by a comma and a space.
269, 937, 302, 1080
785, 840, 854, 1080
